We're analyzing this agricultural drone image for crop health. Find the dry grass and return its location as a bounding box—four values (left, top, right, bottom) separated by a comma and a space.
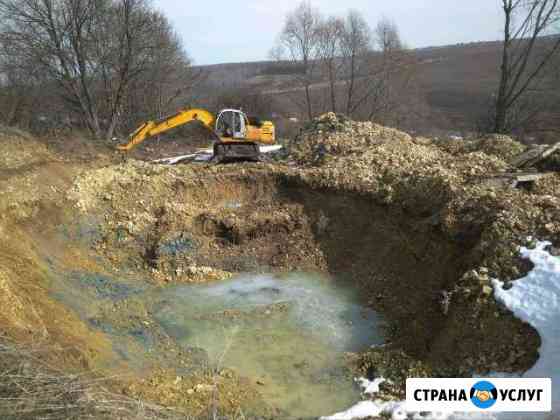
0, 338, 183, 420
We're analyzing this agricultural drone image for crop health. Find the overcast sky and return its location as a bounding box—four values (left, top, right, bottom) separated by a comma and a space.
154, 0, 504, 65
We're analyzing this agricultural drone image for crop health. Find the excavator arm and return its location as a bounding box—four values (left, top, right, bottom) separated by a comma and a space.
117, 108, 216, 151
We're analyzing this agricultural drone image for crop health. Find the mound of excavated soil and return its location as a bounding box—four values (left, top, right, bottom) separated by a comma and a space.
0, 126, 54, 169
432, 133, 526, 160
290, 113, 560, 261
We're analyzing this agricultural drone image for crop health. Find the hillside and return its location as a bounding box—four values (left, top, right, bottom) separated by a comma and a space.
193, 39, 560, 142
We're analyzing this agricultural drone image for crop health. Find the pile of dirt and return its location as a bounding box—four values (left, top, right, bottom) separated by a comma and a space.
0, 125, 54, 169
433, 133, 526, 160
289, 113, 560, 278
290, 112, 412, 165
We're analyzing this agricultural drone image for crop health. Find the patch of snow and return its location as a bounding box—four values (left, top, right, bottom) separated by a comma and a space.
193, 153, 213, 162
323, 241, 560, 420
322, 385, 507, 420
323, 400, 383, 420
321, 377, 409, 420
357, 377, 386, 395
260, 145, 283, 153
153, 153, 198, 165
493, 240, 560, 415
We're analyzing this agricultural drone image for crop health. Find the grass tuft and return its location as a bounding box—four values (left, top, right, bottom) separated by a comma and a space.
0, 338, 182, 420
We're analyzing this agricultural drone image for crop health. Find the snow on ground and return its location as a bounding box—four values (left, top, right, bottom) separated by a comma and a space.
493, 240, 560, 413
321, 378, 409, 420
322, 377, 455, 420
323, 241, 560, 420
356, 377, 386, 395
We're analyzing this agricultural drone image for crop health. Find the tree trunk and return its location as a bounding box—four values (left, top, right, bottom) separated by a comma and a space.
6, 90, 23, 126
106, 116, 119, 141
304, 83, 313, 121
494, 98, 508, 133
328, 61, 337, 113
346, 54, 356, 116
495, 3, 512, 134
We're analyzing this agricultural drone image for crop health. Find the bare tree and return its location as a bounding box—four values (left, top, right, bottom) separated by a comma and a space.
494, 0, 560, 133
340, 15, 415, 123
97, 0, 159, 140
213, 87, 274, 118
365, 17, 411, 121
270, 6, 417, 126
0, 0, 194, 139
273, 1, 322, 120
0, 0, 107, 137
0, 54, 33, 126
123, 12, 202, 131
316, 16, 345, 113
339, 10, 372, 116
375, 17, 403, 52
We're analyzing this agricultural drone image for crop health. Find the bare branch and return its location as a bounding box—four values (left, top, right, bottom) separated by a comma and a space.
494, 0, 560, 133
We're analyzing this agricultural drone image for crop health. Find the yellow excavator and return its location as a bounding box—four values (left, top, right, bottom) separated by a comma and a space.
117, 108, 275, 162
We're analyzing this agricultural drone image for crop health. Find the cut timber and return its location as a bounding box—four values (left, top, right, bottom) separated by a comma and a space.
509, 142, 560, 169
480, 171, 555, 189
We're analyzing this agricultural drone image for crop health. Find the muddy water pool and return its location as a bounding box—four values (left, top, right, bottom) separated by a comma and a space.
50, 268, 383, 417
152, 272, 383, 418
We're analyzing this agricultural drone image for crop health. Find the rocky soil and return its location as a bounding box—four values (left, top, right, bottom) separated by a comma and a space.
1, 114, 560, 416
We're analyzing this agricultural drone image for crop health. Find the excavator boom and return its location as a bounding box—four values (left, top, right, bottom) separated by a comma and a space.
117, 108, 216, 151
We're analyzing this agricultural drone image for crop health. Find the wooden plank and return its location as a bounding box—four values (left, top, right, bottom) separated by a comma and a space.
479, 171, 554, 189
509, 142, 560, 169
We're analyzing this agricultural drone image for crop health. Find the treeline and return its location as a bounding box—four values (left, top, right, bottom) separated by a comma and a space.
0, 0, 558, 142
268, 0, 560, 138
0, 0, 200, 139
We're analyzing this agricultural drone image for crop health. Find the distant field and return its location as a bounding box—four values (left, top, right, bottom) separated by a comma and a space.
193, 40, 560, 142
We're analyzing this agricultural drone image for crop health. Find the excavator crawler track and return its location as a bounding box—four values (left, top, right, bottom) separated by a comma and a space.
213, 142, 261, 163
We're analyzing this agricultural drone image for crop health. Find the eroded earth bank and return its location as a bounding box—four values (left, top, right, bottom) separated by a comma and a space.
1, 114, 559, 418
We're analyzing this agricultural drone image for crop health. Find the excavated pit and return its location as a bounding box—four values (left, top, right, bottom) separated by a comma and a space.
0, 120, 549, 417
62, 167, 539, 382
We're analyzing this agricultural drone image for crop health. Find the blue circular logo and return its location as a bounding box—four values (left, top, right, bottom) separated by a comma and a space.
470, 381, 498, 409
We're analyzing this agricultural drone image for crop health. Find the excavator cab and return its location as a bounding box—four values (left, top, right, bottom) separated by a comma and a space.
213, 109, 259, 163
215, 109, 246, 139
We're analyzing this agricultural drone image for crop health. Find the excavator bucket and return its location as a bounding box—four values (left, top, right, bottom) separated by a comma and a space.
213, 142, 261, 163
